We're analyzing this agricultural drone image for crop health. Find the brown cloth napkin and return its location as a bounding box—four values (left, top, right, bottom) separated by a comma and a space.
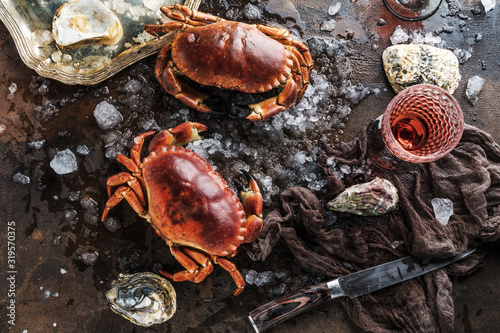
245, 124, 500, 332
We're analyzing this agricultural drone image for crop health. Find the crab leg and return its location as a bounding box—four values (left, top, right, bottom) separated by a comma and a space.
145, 4, 224, 37
217, 258, 245, 296
162, 4, 225, 26
153, 45, 212, 114
256, 24, 291, 39
105, 173, 146, 207
130, 130, 157, 166
160, 245, 214, 283
101, 186, 148, 221
144, 22, 189, 37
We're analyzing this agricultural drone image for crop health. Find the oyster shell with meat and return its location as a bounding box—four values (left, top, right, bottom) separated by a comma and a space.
326, 177, 399, 216
382, 44, 461, 94
106, 272, 176, 327
52, 0, 123, 48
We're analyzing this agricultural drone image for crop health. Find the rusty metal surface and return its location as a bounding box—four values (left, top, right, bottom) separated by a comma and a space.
1, 1, 499, 333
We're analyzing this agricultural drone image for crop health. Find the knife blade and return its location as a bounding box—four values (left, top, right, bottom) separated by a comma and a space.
248, 248, 475, 332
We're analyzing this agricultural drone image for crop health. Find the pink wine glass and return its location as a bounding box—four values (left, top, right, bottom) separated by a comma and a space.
383, 0, 442, 21
367, 84, 464, 172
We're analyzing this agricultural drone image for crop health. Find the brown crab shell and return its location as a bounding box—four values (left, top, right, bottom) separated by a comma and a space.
142, 145, 249, 257
171, 21, 293, 93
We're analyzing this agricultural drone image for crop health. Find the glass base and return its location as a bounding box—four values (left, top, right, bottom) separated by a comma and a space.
366, 116, 418, 173
383, 0, 442, 21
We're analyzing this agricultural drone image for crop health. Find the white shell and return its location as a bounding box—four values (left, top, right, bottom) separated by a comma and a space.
106, 272, 177, 327
382, 44, 461, 94
326, 177, 399, 216
52, 0, 123, 47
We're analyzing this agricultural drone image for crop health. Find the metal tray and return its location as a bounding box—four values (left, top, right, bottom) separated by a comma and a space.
0, 0, 201, 85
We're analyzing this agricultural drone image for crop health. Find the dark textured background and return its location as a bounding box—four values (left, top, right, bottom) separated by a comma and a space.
1, 1, 499, 332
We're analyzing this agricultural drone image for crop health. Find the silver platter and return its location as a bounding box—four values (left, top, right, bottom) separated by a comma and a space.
0, 0, 201, 85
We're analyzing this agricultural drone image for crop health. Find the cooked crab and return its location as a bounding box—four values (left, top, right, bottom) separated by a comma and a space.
144, 4, 313, 121
101, 122, 263, 296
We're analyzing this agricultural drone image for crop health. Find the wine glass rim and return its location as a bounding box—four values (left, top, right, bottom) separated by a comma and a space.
381, 84, 464, 163
383, 0, 443, 22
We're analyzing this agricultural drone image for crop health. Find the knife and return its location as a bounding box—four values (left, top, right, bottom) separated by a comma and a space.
248, 248, 476, 332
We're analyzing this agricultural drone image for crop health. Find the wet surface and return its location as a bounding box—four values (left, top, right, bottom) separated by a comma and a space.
1, 1, 499, 332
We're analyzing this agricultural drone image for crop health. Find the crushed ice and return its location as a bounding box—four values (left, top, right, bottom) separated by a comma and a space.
390, 26, 444, 47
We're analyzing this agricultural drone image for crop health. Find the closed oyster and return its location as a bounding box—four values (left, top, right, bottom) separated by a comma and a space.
326, 177, 398, 216
382, 44, 460, 94
53, 0, 123, 48
106, 272, 176, 327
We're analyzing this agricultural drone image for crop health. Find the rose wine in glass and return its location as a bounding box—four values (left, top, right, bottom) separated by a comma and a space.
383, 0, 442, 21
367, 84, 464, 172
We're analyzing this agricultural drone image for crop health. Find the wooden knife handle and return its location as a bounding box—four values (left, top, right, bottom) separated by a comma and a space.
248, 282, 331, 332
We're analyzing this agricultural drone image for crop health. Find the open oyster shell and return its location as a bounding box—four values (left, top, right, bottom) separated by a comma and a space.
53, 0, 123, 48
327, 177, 399, 216
106, 272, 177, 327
382, 44, 461, 94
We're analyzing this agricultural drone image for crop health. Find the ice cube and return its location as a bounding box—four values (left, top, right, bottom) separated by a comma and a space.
80, 251, 99, 266
465, 75, 485, 105
103, 216, 121, 232
328, 2, 342, 16
453, 48, 472, 64
50, 149, 78, 174
243, 4, 261, 20
93, 101, 123, 130
391, 240, 405, 249
80, 195, 98, 213
8, 82, 17, 95
28, 139, 45, 149
122, 79, 142, 94
13, 172, 30, 185
63, 210, 78, 227
245, 270, 258, 285
76, 144, 90, 155
481, 0, 495, 12
268, 283, 287, 298
431, 198, 454, 225
255, 271, 273, 286
320, 19, 336, 32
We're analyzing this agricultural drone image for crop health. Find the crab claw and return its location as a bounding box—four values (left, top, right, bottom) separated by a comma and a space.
169, 121, 208, 145
148, 121, 208, 152
237, 170, 263, 243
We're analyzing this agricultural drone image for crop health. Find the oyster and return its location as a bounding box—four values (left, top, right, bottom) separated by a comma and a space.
106, 272, 176, 327
52, 0, 123, 48
382, 44, 461, 94
326, 177, 398, 216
